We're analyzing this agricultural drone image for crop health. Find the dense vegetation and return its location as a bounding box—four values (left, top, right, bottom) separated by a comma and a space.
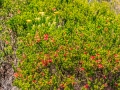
0, 0, 120, 90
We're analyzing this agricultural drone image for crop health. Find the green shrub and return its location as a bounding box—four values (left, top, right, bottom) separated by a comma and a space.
7, 0, 120, 90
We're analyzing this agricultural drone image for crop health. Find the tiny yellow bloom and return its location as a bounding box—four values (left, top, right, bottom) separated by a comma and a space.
35, 17, 40, 21
39, 12, 45, 16
54, 11, 59, 15
26, 19, 32, 23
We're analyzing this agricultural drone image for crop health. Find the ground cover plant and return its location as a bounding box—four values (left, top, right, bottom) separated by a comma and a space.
1, 0, 120, 90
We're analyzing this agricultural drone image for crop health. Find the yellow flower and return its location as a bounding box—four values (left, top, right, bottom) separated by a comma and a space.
35, 17, 40, 21
39, 12, 45, 16
54, 11, 59, 15
26, 19, 32, 23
